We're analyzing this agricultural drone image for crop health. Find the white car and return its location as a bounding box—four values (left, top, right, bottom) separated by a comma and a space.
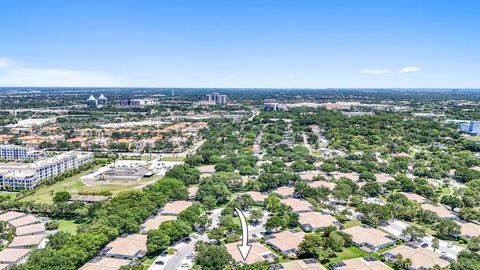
180, 263, 191, 268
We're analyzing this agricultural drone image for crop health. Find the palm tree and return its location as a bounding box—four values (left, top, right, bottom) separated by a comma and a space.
432, 238, 440, 252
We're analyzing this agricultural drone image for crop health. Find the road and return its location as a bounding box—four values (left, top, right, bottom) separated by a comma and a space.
302, 133, 313, 155
381, 219, 464, 259
149, 208, 223, 270
246, 209, 269, 238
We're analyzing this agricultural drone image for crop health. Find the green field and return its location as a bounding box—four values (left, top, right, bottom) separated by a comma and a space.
20, 166, 161, 204
160, 155, 186, 162
56, 219, 81, 234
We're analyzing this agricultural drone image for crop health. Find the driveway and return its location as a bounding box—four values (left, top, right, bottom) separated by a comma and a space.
149, 208, 223, 270
246, 209, 269, 239
381, 219, 464, 259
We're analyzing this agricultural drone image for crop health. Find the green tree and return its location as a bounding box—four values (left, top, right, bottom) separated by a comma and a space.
194, 242, 232, 270
435, 219, 461, 240
361, 182, 382, 197
467, 236, 480, 252
401, 225, 426, 242
148, 177, 188, 200
53, 191, 71, 203
147, 230, 170, 254
249, 209, 263, 225
165, 164, 200, 185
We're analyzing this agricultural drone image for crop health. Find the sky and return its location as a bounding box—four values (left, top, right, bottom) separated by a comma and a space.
0, 0, 479, 88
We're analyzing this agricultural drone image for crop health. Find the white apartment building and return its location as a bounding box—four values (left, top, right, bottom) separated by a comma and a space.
0, 145, 45, 161
0, 151, 93, 190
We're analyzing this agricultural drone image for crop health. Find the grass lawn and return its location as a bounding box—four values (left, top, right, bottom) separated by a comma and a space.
343, 220, 362, 229
464, 136, 480, 142
160, 156, 186, 162
142, 256, 157, 268
438, 186, 452, 196
56, 219, 81, 234
328, 246, 369, 263
20, 166, 161, 204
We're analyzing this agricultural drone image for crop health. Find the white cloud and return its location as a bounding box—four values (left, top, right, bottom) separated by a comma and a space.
361, 69, 391, 75
399, 66, 420, 74
0, 58, 13, 68
0, 56, 123, 87
285, 73, 295, 78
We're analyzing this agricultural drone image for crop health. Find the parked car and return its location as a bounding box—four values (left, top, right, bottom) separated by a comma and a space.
155, 261, 165, 265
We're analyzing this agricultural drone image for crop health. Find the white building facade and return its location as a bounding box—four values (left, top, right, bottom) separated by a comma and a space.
0, 151, 93, 190
0, 145, 45, 160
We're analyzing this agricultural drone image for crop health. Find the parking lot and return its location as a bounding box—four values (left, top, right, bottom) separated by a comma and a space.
381, 219, 464, 259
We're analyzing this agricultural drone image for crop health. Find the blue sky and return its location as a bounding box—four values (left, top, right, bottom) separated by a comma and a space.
0, 0, 479, 88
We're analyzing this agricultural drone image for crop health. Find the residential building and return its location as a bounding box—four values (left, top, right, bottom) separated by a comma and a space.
79, 258, 131, 270
0, 151, 93, 190
298, 212, 340, 231
342, 226, 396, 251
9, 235, 44, 249
331, 257, 392, 270
0, 211, 26, 222
384, 245, 451, 270
187, 186, 198, 200
105, 234, 147, 260
331, 172, 360, 182
281, 198, 314, 213
225, 241, 277, 264
307, 180, 336, 190
197, 165, 215, 178
140, 214, 176, 233
273, 186, 296, 198
456, 221, 480, 238
299, 171, 324, 181
0, 145, 44, 160
266, 230, 306, 256
240, 191, 267, 205
0, 248, 30, 265
275, 259, 327, 270
8, 214, 40, 228
15, 223, 45, 236
398, 192, 428, 204
420, 204, 456, 219
161, 201, 193, 216
375, 174, 394, 185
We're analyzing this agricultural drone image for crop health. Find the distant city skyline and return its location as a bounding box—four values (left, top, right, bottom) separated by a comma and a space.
0, 0, 479, 88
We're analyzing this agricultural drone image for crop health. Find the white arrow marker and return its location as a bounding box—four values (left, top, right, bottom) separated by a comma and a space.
235, 208, 252, 261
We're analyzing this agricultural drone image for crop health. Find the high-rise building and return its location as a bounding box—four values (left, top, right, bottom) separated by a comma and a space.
86, 95, 98, 109
264, 99, 281, 111
117, 98, 142, 108
97, 94, 108, 107
206, 92, 228, 105
459, 121, 480, 135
